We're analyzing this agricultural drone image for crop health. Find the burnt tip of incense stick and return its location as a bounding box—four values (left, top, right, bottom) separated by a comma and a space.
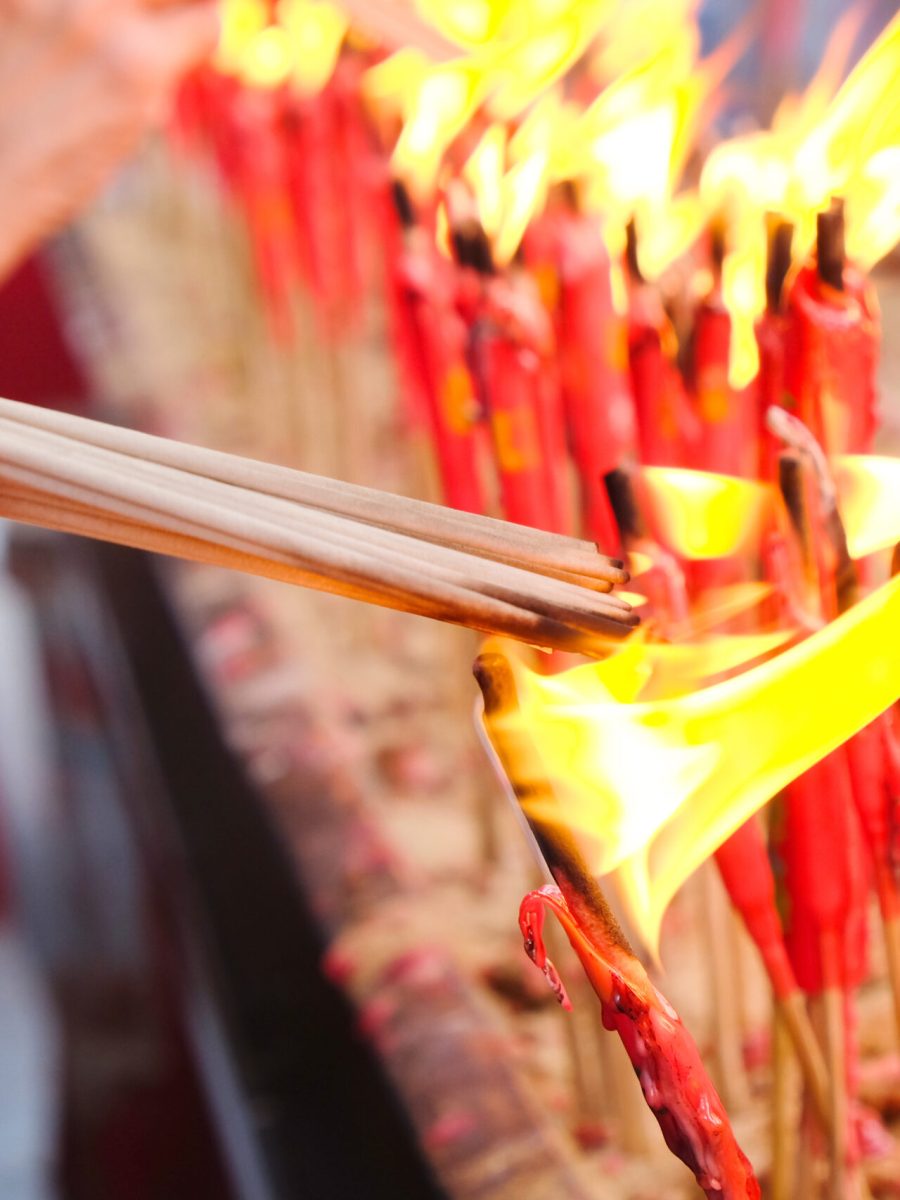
765, 216, 794, 313
473, 652, 633, 955
816, 197, 845, 292
603, 468, 647, 543
391, 179, 417, 229
624, 218, 644, 283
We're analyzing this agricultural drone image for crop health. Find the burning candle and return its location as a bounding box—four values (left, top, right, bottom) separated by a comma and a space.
478, 272, 570, 533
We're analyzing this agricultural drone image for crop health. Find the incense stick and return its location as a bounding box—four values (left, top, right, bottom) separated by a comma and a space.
0, 401, 635, 654
0, 399, 626, 587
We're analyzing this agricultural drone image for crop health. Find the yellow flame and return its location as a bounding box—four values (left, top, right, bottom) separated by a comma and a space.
412, 0, 506, 50
833, 454, 900, 560
462, 124, 507, 238
216, 0, 347, 92
392, 61, 485, 196
217, 0, 269, 75
381, 0, 616, 199
589, 0, 699, 84
279, 0, 348, 94
240, 26, 294, 88
484, 573, 900, 953
641, 467, 775, 560
795, 12, 900, 268
494, 150, 550, 265
459, 113, 554, 265
486, 0, 615, 121
567, 40, 714, 278
698, 11, 900, 385
363, 47, 432, 110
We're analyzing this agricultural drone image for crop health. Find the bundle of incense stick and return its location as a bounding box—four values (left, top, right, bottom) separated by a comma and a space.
0, 397, 635, 653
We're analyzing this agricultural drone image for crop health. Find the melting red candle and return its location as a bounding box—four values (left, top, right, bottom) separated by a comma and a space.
520, 886, 761, 1199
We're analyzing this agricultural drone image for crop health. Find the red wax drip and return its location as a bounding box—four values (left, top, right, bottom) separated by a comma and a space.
520, 886, 760, 1199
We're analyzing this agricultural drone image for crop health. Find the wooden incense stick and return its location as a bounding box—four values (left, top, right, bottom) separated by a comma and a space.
0, 419, 634, 631
0, 401, 635, 654
0, 398, 625, 588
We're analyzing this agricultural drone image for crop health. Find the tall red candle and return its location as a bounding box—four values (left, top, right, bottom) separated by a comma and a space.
783, 202, 880, 456
224, 85, 299, 341
552, 201, 637, 551
399, 241, 485, 514
625, 222, 695, 469
474, 267, 571, 533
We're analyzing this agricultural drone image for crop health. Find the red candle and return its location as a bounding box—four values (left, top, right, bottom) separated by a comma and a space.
714, 817, 796, 1001
382, 183, 433, 432
397, 241, 485, 514
691, 300, 759, 478
781, 751, 868, 995
627, 289, 695, 468
229, 85, 298, 342
846, 715, 898, 920
281, 79, 350, 336
476, 269, 571, 533
783, 203, 880, 456
551, 202, 637, 551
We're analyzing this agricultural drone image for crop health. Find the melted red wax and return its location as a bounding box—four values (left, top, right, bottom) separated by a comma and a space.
520, 886, 760, 1199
